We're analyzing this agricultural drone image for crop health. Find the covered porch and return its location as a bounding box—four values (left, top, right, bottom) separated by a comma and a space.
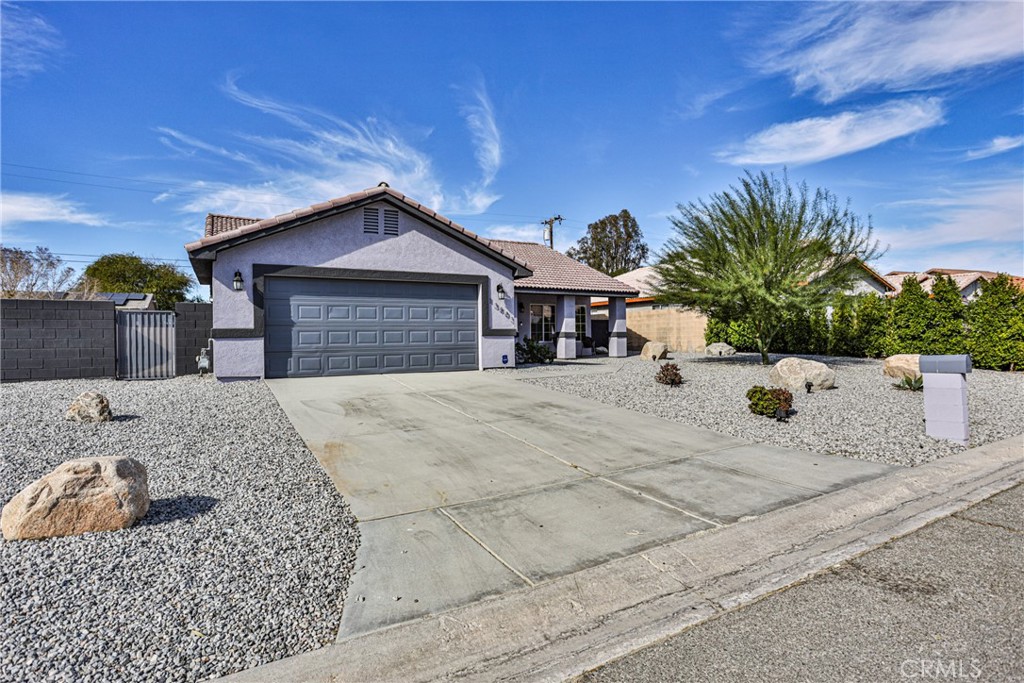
514, 292, 628, 360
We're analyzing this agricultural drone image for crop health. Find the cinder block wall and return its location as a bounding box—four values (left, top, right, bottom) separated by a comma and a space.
626, 307, 708, 353
175, 302, 213, 375
0, 299, 116, 382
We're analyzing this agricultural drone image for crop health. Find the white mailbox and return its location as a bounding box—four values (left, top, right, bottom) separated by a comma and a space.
920, 354, 971, 446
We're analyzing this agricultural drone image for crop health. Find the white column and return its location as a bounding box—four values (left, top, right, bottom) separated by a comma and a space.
555, 295, 577, 359
608, 297, 627, 357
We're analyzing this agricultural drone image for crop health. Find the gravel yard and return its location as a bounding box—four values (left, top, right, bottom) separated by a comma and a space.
1, 376, 358, 683
492, 353, 1024, 467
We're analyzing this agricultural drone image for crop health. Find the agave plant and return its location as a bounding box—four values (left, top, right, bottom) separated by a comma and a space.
893, 375, 924, 391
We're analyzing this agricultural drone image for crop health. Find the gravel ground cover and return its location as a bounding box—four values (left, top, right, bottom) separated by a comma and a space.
1, 376, 359, 683
491, 353, 1023, 467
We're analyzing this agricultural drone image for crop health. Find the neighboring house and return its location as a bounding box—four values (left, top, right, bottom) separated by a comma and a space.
100, 292, 156, 310
883, 268, 1022, 301
591, 267, 708, 353
592, 261, 895, 353
184, 185, 637, 380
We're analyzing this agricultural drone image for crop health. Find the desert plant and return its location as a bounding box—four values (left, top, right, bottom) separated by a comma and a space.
515, 337, 556, 364
746, 385, 793, 418
892, 376, 923, 391
655, 363, 683, 386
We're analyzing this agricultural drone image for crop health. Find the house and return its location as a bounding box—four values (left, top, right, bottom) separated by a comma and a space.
883, 268, 1022, 301
591, 267, 708, 353
592, 261, 895, 353
184, 185, 637, 380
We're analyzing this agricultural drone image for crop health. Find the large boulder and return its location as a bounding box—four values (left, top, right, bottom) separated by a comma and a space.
883, 354, 921, 380
1, 457, 149, 541
768, 357, 836, 393
640, 341, 669, 361
66, 391, 112, 423
705, 342, 736, 357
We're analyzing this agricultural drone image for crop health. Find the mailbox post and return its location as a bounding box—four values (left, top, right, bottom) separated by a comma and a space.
920, 354, 971, 446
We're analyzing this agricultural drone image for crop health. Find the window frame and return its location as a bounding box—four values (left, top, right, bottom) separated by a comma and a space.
529, 303, 555, 341
575, 305, 587, 338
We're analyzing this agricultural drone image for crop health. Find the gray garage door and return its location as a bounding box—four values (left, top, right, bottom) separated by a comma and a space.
264, 278, 479, 378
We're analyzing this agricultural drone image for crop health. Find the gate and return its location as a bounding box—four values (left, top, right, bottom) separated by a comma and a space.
116, 310, 176, 379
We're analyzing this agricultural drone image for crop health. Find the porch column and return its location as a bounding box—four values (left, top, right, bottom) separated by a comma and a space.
555, 295, 577, 359
608, 297, 627, 357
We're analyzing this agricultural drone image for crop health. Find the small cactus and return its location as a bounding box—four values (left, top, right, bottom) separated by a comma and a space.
655, 363, 683, 386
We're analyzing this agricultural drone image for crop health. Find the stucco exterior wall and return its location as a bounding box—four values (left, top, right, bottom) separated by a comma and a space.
846, 272, 890, 296
210, 202, 517, 377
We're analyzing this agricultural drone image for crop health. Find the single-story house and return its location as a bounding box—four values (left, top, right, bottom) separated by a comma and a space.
592, 261, 896, 353
184, 185, 637, 380
591, 267, 708, 353
885, 268, 1023, 301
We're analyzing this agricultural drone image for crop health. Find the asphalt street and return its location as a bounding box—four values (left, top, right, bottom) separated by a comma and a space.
582, 484, 1023, 683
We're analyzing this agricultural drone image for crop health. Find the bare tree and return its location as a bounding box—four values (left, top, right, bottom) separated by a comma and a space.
1, 246, 96, 299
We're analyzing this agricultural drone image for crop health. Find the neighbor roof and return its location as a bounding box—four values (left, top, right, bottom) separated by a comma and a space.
591, 266, 660, 306
185, 186, 533, 284
486, 240, 639, 296
205, 213, 261, 237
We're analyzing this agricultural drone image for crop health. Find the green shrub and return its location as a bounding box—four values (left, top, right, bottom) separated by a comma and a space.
704, 317, 729, 345
726, 319, 759, 352
925, 274, 967, 354
655, 362, 683, 386
515, 338, 556, 364
829, 296, 859, 357
968, 274, 1024, 370
746, 385, 793, 417
885, 276, 932, 355
855, 294, 889, 358
809, 306, 830, 355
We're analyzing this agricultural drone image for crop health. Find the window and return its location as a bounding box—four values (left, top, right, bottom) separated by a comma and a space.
529, 304, 555, 341
575, 305, 587, 338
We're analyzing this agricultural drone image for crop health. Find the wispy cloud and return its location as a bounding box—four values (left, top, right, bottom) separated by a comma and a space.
480, 223, 544, 243
0, 192, 107, 229
1, 2, 64, 82
761, 3, 1024, 103
452, 80, 503, 214
676, 87, 733, 120
880, 179, 1023, 253
156, 75, 503, 219
717, 97, 944, 165
965, 135, 1024, 161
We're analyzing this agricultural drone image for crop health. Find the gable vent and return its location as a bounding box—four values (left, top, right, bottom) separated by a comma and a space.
383, 208, 400, 236
363, 207, 380, 234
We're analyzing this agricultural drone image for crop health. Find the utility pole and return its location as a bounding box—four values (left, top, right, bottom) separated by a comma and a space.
541, 215, 563, 250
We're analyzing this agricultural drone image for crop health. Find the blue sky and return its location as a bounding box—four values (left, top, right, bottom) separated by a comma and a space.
2, 1, 1022, 293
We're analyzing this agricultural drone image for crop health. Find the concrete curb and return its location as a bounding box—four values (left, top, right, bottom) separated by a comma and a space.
219, 435, 1023, 683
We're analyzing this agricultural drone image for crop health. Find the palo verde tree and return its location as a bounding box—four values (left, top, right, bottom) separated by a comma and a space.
565, 209, 649, 276
84, 253, 194, 311
654, 170, 882, 365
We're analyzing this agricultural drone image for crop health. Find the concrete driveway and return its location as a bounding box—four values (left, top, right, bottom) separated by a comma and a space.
266, 371, 895, 640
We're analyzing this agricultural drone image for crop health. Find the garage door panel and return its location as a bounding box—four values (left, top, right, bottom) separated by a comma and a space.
265, 278, 479, 378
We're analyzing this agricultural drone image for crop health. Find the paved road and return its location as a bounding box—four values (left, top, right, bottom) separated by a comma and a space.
265, 371, 893, 640
583, 484, 1024, 683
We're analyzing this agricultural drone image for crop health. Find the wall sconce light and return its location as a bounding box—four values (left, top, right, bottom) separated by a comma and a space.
496, 283, 506, 301
233, 270, 244, 291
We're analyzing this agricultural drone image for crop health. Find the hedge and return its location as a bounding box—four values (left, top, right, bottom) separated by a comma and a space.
703, 273, 1024, 370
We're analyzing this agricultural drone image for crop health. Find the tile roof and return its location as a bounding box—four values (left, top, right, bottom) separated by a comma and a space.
184, 186, 532, 274
885, 271, 991, 296
485, 240, 639, 296
205, 214, 262, 237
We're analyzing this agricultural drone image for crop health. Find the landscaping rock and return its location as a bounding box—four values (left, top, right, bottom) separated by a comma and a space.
641, 341, 669, 361
595, 346, 608, 354
1, 456, 149, 541
65, 390, 113, 423
768, 357, 836, 393
706, 342, 736, 357
883, 354, 922, 380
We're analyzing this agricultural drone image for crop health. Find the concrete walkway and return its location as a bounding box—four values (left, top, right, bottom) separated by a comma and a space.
264, 371, 894, 641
